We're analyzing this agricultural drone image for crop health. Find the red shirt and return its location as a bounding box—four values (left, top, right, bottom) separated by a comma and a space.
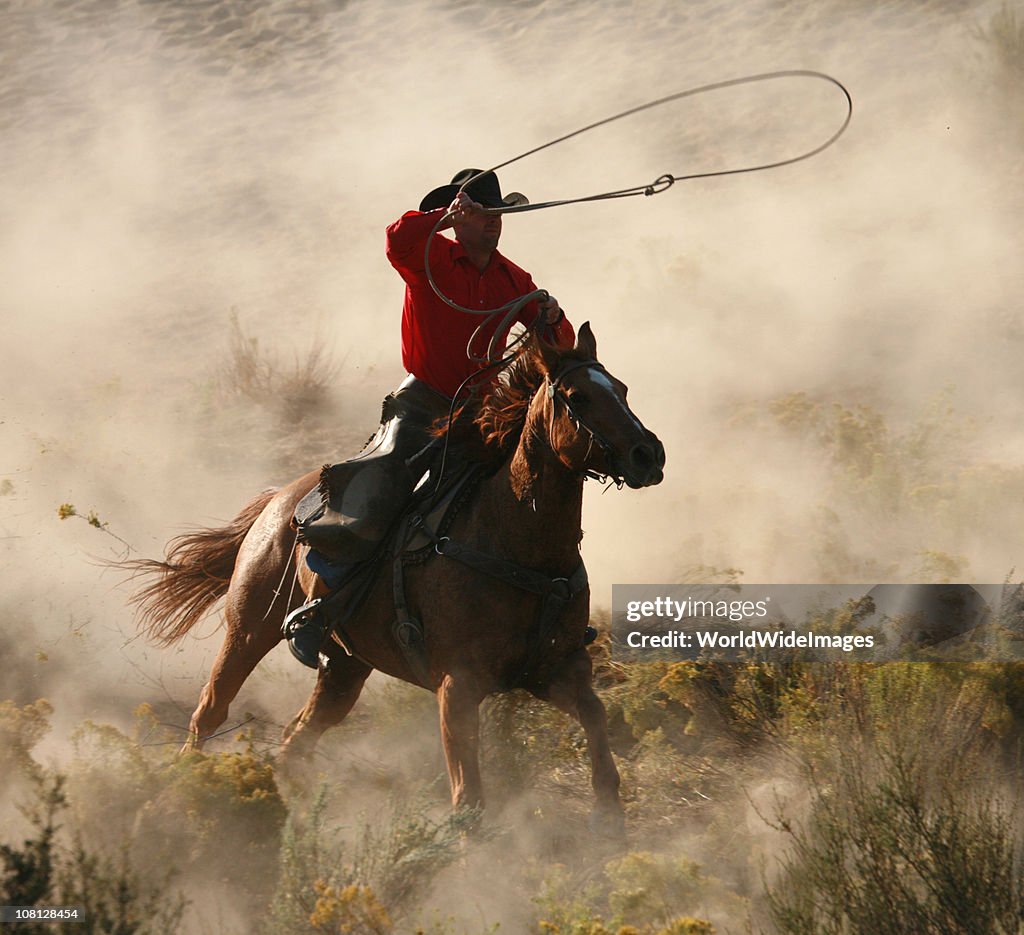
385, 209, 575, 398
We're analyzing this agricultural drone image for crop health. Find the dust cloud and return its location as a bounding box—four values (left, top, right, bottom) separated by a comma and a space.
1, 0, 1022, 927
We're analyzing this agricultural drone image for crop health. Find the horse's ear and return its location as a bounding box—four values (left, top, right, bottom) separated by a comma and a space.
574, 321, 597, 358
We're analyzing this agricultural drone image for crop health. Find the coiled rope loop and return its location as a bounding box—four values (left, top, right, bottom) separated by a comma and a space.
424, 69, 852, 375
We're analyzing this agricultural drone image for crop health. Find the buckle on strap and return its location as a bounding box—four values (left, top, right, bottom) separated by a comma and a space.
549, 577, 572, 601
546, 563, 588, 604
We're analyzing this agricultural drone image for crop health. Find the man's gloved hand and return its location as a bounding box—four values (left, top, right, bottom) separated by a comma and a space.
539, 294, 563, 325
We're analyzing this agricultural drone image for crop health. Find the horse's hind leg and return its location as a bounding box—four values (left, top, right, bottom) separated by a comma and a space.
532, 649, 625, 838
182, 491, 312, 752
183, 620, 282, 752
278, 650, 372, 766
164, 471, 321, 753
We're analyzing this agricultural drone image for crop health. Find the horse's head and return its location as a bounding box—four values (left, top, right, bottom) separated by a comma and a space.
519, 321, 665, 492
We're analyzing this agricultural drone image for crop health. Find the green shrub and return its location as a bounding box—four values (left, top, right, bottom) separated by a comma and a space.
605, 852, 705, 927
0, 770, 185, 935
532, 850, 720, 934
764, 664, 1024, 935
308, 882, 392, 934
0, 773, 65, 919
60, 839, 186, 935
262, 786, 475, 935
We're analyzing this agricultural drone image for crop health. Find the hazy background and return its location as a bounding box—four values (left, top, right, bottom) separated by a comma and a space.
2, 0, 1022, 809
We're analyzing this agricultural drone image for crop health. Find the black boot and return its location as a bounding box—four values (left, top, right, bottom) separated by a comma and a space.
283, 599, 330, 669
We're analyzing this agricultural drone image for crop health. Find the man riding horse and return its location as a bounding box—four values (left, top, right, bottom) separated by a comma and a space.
286, 169, 574, 667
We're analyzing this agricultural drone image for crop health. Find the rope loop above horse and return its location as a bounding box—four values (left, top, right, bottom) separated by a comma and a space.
423, 68, 853, 376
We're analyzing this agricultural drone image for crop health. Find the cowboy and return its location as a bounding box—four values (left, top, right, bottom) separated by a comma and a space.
286, 169, 575, 667
388, 168, 573, 399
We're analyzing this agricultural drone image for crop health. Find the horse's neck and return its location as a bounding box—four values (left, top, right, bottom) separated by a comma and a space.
474, 454, 584, 574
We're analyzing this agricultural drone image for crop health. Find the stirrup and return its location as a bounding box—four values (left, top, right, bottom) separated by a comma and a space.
282, 598, 324, 638
283, 598, 329, 669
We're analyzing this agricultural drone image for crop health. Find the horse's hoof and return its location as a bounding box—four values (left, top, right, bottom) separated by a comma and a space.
451, 803, 485, 835
588, 805, 627, 842
274, 750, 314, 796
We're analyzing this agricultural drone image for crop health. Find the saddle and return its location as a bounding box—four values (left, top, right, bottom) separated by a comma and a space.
301, 456, 483, 686
308, 453, 588, 690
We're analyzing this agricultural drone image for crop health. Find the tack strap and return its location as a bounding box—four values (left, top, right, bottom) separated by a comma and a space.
411, 514, 589, 644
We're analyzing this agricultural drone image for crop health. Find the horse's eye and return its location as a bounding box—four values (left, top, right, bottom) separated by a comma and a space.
568, 390, 589, 408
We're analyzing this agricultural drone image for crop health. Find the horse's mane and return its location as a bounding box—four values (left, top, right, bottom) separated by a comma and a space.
434, 336, 589, 465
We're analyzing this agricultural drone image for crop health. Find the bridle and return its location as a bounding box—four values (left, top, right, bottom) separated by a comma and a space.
544, 358, 626, 486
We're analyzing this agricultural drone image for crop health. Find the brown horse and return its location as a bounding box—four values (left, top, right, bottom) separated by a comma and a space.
127, 323, 664, 829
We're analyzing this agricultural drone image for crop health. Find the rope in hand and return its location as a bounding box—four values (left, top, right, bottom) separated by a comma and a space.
422, 68, 853, 386
422, 214, 549, 369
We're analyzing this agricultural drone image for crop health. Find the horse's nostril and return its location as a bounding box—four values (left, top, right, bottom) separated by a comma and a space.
626, 439, 665, 485
630, 444, 655, 472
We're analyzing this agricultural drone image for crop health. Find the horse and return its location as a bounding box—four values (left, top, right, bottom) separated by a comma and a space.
126, 322, 664, 830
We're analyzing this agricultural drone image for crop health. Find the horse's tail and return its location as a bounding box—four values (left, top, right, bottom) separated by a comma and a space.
124, 488, 277, 646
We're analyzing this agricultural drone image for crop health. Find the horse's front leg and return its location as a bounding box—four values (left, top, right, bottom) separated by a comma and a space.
278, 649, 373, 766
437, 673, 485, 810
534, 648, 625, 839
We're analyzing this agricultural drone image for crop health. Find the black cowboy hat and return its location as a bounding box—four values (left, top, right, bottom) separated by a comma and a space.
419, 168, 529, 213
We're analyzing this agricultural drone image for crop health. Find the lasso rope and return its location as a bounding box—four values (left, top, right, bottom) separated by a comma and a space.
473, 69, 852, 213
424, 69, 853, 380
